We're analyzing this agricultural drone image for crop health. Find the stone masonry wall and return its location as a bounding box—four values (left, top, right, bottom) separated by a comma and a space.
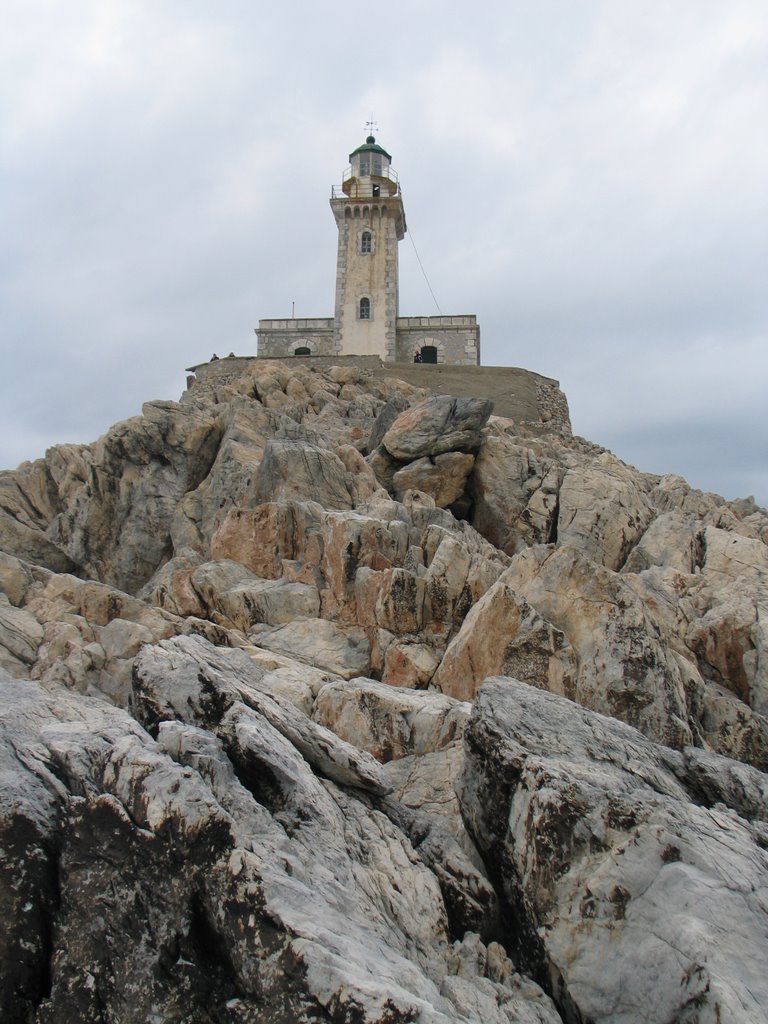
256, 318, 336, 358
394, 315, 480, 365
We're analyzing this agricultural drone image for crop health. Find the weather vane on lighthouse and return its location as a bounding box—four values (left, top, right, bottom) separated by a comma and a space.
365, 114, 378, 136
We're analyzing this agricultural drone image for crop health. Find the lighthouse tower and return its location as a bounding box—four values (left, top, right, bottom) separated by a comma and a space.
330, 135, 406, 360
252, 131, 479, 365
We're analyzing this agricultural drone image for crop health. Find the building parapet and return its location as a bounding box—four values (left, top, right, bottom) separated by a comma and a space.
257, 318, 334, 333
396, 315, 477, 329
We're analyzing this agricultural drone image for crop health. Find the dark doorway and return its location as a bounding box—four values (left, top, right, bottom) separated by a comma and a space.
421, 346, 438, 364
294, 346, 311, 355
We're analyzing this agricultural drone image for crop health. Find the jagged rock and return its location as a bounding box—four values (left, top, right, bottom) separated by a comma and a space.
313, 676, 470, 762
48, 401, 224, 592
2, 360, 768, 1022
253, 617, 371, 679
0, 549, 48, 606
383, 640, 440, 687
210, 500, 322, 579
460, 678, 768, 1024
686, 580, 768, 714
134, 635, 391, 796
367, 392, 412, 452
506, 545, 693, 749
0, 457, 82, 574
190, 558, 320, 629
138, 546, 206, 616
421, 525, 508, 641
384, 742, 470, 844
0, 594, 44, 668
470, 435, 561, 553
556, 453, 655, 570
355, 566, 427, 633
169, 396, 273, 553
622, 510, 703, 573
701, 523, 768, 583
382, 395, 493, 461
433, 577, 574, 701
392, 451, 475, 507
366, 443, 404, 493
251, 438, 357, 509
335, 443, 389, 505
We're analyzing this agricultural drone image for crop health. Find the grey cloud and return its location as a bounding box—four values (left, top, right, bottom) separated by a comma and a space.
1, 1, 766, 507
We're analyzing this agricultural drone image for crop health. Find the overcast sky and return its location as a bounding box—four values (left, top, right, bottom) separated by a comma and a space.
2, 1, 766, 505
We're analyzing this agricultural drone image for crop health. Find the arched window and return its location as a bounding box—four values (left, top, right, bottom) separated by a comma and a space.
294, 346, 311, 356
361, 231, 372, 254
359, 297, 371, 320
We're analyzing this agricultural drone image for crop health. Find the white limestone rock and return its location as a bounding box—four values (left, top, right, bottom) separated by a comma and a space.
433, 577, 573, 702
0, 593, 44, 666
556, 452, 655, 571
460, 677, 768, 1024
254, 617, 371, 679
392, 452, 475, 508
622, 510, 703, 573
470, 435, 561, 554
383, 640, 440, 688
313, 676, 470, 762
191, 558, 321, 629
499, 545, 693, 748
251, 437, 356, 510
382, 395, 493, 461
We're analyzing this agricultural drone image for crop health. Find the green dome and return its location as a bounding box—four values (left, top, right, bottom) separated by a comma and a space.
349, 135, 392, 162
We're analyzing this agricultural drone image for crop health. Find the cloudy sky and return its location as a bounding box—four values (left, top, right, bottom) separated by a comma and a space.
2, 1, 767, 504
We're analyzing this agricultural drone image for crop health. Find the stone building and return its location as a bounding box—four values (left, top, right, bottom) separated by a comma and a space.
256, 135, 480, 365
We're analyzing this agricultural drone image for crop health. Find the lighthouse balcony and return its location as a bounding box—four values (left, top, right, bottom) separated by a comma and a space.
333, 167, 399, 199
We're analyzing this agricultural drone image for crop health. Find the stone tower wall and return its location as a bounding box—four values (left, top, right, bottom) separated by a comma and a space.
331, 198, 402, 360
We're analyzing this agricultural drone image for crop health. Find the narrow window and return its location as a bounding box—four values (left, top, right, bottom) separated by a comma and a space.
359, 297, 371, 320
360, 157, 370, 176
361, 231, 372, 254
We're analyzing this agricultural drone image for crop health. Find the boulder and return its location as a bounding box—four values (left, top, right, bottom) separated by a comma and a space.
0, 595, 44, 666
622, 511, 703, 573
383, 641, 440, 688
191, 559, 320, 629
382, 395, 493, 461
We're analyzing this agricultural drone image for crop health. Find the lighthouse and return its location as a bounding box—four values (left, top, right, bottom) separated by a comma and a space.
255, 132, 479, 366
329, 136, 406, 361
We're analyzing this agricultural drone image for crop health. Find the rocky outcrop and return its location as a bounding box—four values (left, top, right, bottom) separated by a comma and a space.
460, 678, 768, 1024
2, 359, 768, 1022
0, 640, 566, 1024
